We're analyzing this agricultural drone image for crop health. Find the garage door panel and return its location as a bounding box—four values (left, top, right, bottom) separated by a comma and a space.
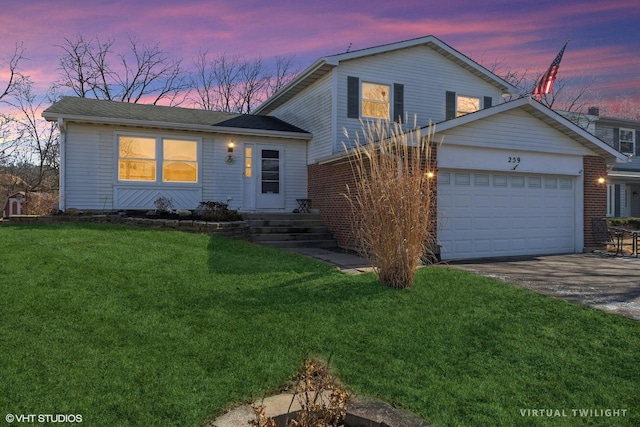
438, 171, 576, 260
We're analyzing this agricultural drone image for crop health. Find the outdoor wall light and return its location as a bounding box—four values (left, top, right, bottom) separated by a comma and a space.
597, 177, 606, 185
227, 142, 235, 153
425, 171, 435, 179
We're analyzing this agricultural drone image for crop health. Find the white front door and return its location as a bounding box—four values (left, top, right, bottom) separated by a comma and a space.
244, 144, 285, 210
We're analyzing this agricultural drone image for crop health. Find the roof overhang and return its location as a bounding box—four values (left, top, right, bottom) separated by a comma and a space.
432, 96, 629, 165
255, 35, 518, 115
42, 112, 313, 140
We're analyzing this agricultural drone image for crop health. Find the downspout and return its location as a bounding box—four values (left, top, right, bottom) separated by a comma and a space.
57, 118, 66, 212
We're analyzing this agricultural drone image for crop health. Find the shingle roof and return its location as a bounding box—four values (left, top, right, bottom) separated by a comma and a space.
42, 97, 310, 135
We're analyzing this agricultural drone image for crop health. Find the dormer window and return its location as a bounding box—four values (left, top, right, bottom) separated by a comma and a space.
619, 128, 635, 155
361, 82, 390, 119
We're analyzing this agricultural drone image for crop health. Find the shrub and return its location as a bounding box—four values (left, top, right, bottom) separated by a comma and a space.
608, 217, 640, 230
251, 358, 350, 427
195, 201, 241, 222
153, 196, 174, 214
344, 118, 438, 289
22, 192, 57, 215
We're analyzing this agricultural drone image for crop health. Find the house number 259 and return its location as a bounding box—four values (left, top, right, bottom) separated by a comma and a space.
508, 156, 521, 170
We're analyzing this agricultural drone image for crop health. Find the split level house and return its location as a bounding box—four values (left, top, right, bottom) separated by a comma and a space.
42, 35, 628, 260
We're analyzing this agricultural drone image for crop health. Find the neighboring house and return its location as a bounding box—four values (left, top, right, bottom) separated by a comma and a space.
588, 108, 640, 218
255, 35, 626, 260
44, 35, 627, 260
42, 97, 312, 213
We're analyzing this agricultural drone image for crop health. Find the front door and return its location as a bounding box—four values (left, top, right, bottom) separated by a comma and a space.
244, 144, 285, 210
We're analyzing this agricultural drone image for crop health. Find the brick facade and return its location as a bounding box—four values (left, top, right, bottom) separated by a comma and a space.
311, 151, 607, 255
308, 144, 438, 250
308, 161, 359, 249
583, 155, 608, 249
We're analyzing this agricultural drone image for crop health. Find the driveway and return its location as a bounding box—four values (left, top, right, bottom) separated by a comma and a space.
447, 253, 640, 321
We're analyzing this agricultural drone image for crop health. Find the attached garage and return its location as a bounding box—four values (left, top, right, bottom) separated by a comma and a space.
438, 170, 577, 259
433, 97, 626, 261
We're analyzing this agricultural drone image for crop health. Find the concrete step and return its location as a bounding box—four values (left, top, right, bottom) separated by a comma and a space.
259, 239, 338, 249
251, 232, 335, 242
246, 220, 328, 228
244, 212, 338, 249
249, 226, 331, 234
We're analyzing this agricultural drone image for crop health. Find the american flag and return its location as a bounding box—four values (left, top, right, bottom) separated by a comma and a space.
532, 41, 568, 97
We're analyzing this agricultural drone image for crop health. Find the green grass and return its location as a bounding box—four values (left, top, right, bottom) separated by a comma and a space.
1, 223, 639, 426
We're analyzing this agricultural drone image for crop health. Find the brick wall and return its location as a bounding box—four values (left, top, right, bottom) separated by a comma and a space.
583, 155, 608, 248
308, 161, 359, 248
308, 143, 438, 250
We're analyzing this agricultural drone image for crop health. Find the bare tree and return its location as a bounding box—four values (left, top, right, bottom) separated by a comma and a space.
190, 52, 297, 113
600, 96, 640, 121
0, 43, 26, 165
55, 34, 190, 105
3, 77, 59, 192
267, 55, 297, 96
481, 54, 532, 102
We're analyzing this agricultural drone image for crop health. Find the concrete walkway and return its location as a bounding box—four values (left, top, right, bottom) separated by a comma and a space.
285, 247, 374, 274
209, 392, 429, 427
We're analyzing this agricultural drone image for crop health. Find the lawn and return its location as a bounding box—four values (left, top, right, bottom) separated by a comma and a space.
1, 223, 639, 426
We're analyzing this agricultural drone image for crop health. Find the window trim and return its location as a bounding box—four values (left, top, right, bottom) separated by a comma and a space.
116, 133, 201, 186
619, 128, 635, 155
456, 95, 481, 117
361, 80, 391, 120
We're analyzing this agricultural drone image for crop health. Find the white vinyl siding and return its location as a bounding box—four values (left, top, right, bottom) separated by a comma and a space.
267, 72, 332, 164
336, 45, 503, 152
439, 109, 594, 157
63, 123, 307, 212
64, 124, 114, 210
210, 136, 308, 212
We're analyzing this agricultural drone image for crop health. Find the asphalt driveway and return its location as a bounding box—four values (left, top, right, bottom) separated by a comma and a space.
446, 253, 640, 321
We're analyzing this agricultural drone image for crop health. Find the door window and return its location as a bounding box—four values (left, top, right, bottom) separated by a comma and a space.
261, 149, 280, 194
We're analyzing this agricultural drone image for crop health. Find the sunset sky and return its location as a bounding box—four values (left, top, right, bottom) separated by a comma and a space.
1, 0, 638, 108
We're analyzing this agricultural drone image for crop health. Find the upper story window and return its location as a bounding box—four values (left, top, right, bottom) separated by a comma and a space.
619, 128, 635, 154
446, 91, 489, 120
118, 136, 198, 183
361, 82, 390, 119
347, 76, 403, 122
457, 96, 480, 117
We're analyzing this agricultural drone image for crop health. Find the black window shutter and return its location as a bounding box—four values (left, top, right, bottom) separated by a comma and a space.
636, 130, 640, 156
347, 76, 359, 118
614, 184, 621, 217
445, 91, 456, 120
613, 128, 620, 151
483, 96, 492, 109
393, 83, 404, 123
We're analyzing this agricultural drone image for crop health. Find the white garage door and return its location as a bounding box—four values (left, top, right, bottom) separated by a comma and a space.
437, 170, 576, 260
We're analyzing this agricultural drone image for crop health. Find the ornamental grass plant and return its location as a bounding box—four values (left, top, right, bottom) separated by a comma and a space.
344, 118, 438, 289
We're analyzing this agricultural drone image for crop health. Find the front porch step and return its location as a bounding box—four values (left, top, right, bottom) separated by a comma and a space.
243, 213, 338, 249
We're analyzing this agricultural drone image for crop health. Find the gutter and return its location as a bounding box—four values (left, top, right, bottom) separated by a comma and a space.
57, 118, 66, 212
42, 113, 312, 140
